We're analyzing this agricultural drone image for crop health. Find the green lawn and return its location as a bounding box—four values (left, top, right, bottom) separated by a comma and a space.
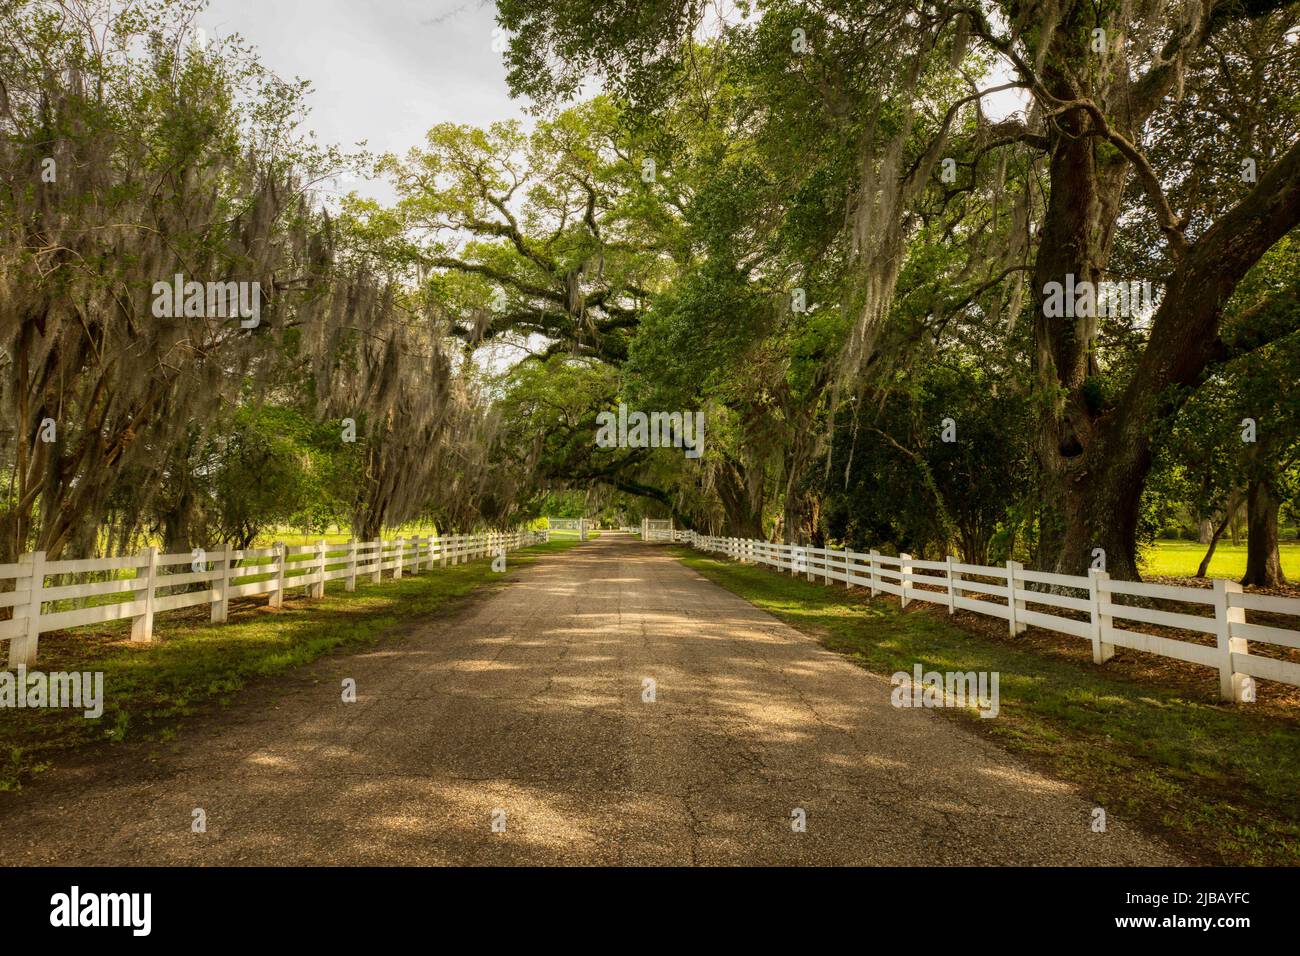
545, 528, 601, 540
1141, 539, 1300, 580
0, 538, 577, 791
673, 546, 1300, 866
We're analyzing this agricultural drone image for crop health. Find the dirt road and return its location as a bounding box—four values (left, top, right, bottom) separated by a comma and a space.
0, 534, 1179, 865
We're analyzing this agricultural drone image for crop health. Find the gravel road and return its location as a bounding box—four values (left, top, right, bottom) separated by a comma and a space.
0, 533, 1180, 865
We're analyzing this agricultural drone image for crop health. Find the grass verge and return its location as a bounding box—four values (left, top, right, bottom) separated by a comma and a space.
673, 546, 1300, 866
0, 539, 577, 791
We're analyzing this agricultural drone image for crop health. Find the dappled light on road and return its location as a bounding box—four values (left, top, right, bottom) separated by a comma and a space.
0, 536, 1179, 865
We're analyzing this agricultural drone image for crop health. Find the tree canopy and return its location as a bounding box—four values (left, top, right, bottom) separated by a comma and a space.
4, 0, 1299, 586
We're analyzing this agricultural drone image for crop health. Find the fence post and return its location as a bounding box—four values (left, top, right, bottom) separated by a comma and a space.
1214, 578, 1249, 702
310, 539, 326, 598
270, 541, 286, 608
946, 555, 957, 615
1006, 560, 1026, 635
395, 536, 404, 580
346, 539, 357, 592
212, 542, 231, 623
440, 533, 448, 569
899, 553, 912, 608
132, 546, 159, 642
869, 549, 879, 597
371, 540, 383, 584
1088, 568, 1114, 664
7, 551, 45, 667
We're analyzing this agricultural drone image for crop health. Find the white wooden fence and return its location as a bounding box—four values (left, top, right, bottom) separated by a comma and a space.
1, 530, 547, 667
662, 532, 1300, 701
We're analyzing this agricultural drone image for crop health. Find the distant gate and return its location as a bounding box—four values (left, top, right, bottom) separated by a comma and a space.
641, 518, 674, 542
547, 517, 589, 540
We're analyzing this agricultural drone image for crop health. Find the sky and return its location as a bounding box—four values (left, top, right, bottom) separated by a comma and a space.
196, 1, 1028, 202
201, 0, 529, 201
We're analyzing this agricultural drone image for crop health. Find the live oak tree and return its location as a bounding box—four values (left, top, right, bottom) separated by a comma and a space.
496, 0, 1300, 578
0, 1, 519, 561
372, 100, 677, 366
492, 355, 681, 509
962, 0, 1300, 578
0, 0, 309, 561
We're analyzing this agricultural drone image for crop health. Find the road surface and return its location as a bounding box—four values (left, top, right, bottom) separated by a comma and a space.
0, 534, 1179, 865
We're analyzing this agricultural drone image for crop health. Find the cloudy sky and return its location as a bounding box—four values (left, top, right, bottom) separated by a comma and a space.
202, 0, 528, 199
196, 1, 1027, 202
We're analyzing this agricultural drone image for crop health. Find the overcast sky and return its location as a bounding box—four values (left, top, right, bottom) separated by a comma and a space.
202, 0, 527, 200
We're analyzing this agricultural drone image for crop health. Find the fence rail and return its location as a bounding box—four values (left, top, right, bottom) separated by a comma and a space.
2, 530, 547, 667
660, 532, 1300, 701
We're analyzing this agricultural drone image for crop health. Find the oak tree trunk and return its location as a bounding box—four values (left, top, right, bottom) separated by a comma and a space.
1242, 473, 1286, 587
